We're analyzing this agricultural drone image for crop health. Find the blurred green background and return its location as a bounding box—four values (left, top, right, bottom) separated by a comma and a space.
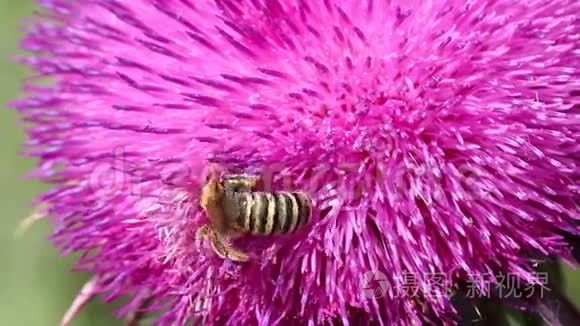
0, 1, 578, 326
0, 1, 120, 325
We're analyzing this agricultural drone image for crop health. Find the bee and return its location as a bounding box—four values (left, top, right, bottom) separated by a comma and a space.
197, 167, 313, 262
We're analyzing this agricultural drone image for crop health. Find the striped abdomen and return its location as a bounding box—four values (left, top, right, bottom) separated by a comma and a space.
221, 191, 312, 235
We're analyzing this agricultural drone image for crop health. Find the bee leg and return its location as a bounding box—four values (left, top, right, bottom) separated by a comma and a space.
198, 225, 250, 262
195, 224, 212, 241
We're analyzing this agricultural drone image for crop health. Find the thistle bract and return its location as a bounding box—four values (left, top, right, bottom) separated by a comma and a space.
15, 0, 580, 325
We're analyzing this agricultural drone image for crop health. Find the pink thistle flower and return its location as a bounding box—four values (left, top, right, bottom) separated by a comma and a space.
14, 0, 580, 325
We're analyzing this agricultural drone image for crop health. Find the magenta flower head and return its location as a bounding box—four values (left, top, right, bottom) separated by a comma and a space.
14, 0, 580, 325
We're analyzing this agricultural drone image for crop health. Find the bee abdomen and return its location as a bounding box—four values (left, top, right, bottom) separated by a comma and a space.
238, 191, 312, 235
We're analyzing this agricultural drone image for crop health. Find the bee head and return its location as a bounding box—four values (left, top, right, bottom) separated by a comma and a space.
200, 178, 225, 209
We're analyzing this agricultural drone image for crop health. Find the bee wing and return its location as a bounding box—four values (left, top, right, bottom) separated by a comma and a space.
223, 174, 260, 192
198, 224, 250, 262
208, 233, 250, 262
